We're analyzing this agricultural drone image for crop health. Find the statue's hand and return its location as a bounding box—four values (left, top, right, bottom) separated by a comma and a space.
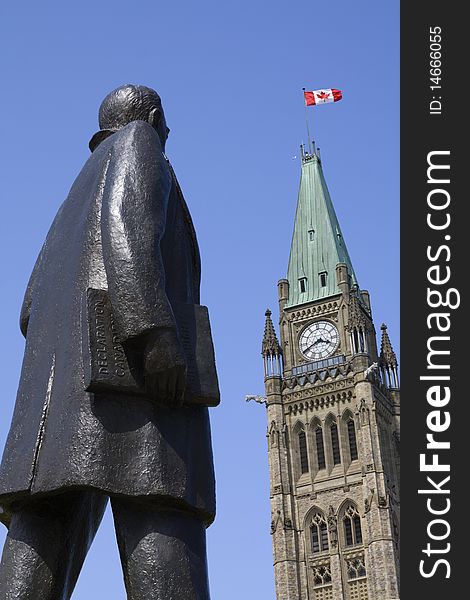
142, 328, 187, 408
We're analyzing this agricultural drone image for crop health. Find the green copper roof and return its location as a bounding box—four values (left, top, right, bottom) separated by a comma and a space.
286, 150, 358, 307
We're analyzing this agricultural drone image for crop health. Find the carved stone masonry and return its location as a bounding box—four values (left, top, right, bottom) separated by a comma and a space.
327, 505, 338, 547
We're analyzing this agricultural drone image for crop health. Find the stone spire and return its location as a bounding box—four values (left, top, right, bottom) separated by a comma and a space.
379, 324, 397, 368
286, 149, 358, 308
379, 323, 399, 389
347, 286, 368, 330
262, 309, 282, 358
262, 309, 282, 378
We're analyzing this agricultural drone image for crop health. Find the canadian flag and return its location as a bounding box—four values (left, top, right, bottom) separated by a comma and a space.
304, 89, 343, 106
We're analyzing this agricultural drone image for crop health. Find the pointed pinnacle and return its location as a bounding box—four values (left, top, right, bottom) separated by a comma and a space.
380, 323, 397, 367
262, 308, 282, 357
348, 289, 367, 330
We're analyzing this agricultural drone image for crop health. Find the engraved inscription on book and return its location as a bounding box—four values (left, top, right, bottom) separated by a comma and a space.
93, 297, 129, 379
83, 289, 144, 394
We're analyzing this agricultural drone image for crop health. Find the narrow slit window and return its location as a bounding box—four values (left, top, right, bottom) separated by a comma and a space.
298, 430, 309, 474
331, 423, 341, 465
359, 328, 365, 352
320, 522, 329, 551
315, 427, 326, 470
353, 328, 359, 353
308, 229, 315, 241
344, 518, 353, 546
299, 278, 307, 293
311, 525, 320, 553
319, 271, 327, 287
353, 516, 363, 544
348, 419, 358, 461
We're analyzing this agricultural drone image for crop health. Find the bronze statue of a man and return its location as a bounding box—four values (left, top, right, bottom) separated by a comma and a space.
0, 85, 219, 599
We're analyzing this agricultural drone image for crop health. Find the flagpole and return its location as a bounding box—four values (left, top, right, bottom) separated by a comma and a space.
302, 88, 313, 155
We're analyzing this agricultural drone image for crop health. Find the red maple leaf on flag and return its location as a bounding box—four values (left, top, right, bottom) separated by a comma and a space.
316, 90, 331, 101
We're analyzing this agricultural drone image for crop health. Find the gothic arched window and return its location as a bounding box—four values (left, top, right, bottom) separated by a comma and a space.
315, 426, 326, 470
298, 430, 309, 474
343, 504, 363, 547
310, 512, 329, 554
340, 502, 368, 598
330, 423, 341, 465
347, 418, 358, 461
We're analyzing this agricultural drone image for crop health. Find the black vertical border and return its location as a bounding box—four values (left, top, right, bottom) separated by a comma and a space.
401, 4, 464, 598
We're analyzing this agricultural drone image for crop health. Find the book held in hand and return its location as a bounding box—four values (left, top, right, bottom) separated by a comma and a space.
82, 288, 220, 407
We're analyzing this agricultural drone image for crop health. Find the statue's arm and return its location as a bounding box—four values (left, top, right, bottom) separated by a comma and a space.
19, 245, 44, 337
100, 120, 175, 343
101, 121, 187, 406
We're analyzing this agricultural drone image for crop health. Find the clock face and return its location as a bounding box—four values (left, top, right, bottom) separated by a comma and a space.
299, 321, 339, 360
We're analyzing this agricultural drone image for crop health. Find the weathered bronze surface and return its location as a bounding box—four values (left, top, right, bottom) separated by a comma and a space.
0, 84, 218, 599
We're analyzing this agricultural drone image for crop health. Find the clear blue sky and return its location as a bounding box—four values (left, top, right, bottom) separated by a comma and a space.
0, 1, 399, 597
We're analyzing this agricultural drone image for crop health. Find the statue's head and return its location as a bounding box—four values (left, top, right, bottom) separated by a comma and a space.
98, 84, 169, 150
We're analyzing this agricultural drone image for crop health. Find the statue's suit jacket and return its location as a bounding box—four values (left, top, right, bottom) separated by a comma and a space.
0, 121, 216, 526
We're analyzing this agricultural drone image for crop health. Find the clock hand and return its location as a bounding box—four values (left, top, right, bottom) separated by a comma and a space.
306, 338, 328, 352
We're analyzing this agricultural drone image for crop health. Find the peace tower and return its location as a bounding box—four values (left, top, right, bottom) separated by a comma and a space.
260, 146, 400, 600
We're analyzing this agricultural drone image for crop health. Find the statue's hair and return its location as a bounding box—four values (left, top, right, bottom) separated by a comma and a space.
99, 84, 164, 131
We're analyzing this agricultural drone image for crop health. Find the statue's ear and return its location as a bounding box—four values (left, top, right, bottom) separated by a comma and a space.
149, 108, 169, 135
148, 108, 159, 128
